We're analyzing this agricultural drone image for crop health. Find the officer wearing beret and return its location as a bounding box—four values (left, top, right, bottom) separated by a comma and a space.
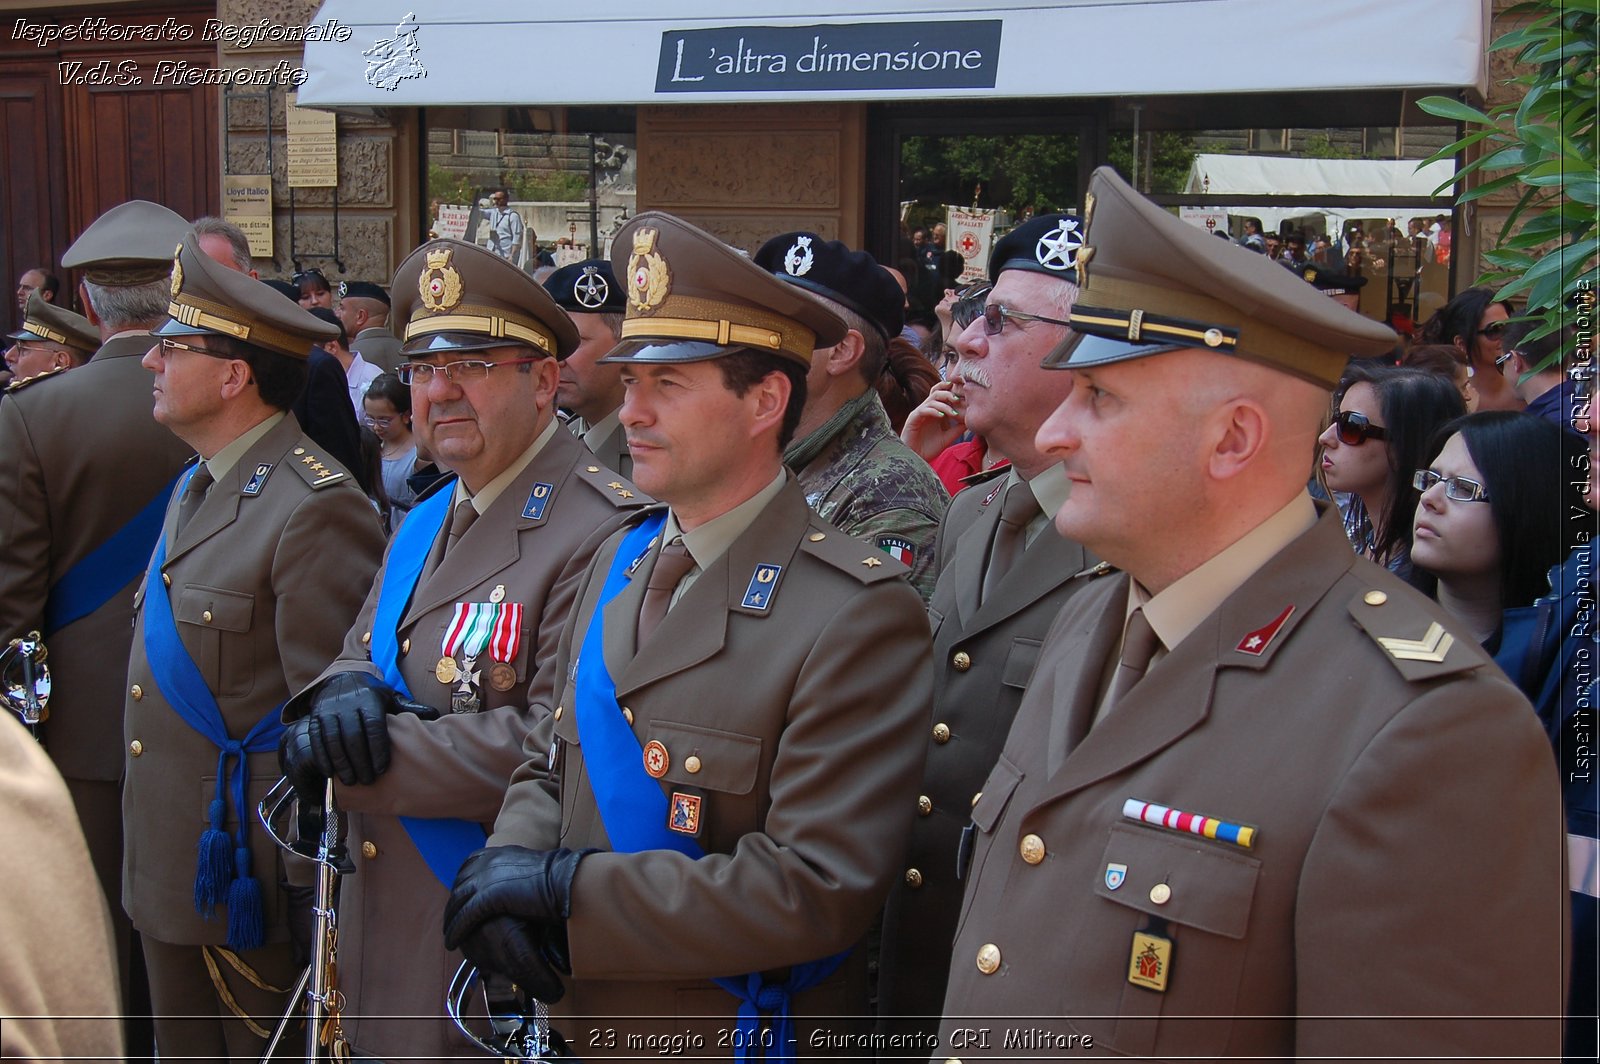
753, 232, 948, 602
444, 212, 934, 1057
278, 238, 647, 1061
545, 258, 632, 476
1301, 264, 1368, 312
4, 292, 99, 388
0, 200, 195, 1038
877, 213, 1109, 1042
125, 235, 386, 1059
938, 168, 1565, 1058
337, 279, 404, 373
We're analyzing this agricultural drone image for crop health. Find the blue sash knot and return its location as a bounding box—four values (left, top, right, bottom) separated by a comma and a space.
573, 513, 846, 1062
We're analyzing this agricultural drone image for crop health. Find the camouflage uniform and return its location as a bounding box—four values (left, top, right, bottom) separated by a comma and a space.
785, 389, 947, 601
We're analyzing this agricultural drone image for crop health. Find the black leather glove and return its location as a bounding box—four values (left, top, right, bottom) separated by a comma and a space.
455, 915, 566, 1004
278, 717, 326, 808
443, 846, 590, 966
301, 671, 402, 786
283, 883, 316, 969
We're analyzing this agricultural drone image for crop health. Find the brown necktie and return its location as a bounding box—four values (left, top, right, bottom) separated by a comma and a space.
980, 481, 1042, 605
445, 498, 478, 553
176, 466, 213, 535
637, 540, 696, 646
1106, 608, 1161, 707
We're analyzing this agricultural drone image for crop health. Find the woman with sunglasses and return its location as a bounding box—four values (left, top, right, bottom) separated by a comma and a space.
1318, 362, 1465, 580
1410, 411, 1589, 643
1418, 286, 1520, 412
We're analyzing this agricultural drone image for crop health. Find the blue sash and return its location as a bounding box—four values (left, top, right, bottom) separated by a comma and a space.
45, 471, 182, 635
366, 480, 492, 888
573, 514, 846, 1062
141, 466, 283, 952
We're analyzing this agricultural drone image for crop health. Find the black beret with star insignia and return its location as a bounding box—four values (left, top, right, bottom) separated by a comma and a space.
544, 259, 626, 315
988, 212, 1085, 282
337, 280, 391, 306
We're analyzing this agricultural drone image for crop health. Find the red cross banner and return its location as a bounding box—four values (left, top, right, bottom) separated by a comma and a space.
948, 207, 995, 285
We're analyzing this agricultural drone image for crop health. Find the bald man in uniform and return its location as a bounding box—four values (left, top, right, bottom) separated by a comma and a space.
876, 213, 1108, 1043
124, 236, 385, 1060
278, 239, 647, 1062
445, 213, 933, 1058
937, 167, 1566, 1060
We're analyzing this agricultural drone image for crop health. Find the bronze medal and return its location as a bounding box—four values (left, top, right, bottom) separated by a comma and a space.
489, 662, 517, 692
435, 656, 459, 684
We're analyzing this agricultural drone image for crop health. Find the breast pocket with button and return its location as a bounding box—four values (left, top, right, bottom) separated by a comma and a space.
176, 585, 256, 699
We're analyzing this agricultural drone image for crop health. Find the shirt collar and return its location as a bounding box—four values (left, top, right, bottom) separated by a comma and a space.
206, 412, 286, 481
452, 415, 561, 515
662, 470, 788, 574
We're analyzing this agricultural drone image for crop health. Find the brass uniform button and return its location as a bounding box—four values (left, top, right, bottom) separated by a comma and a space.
401, 638, 411, 654
1019, 834, 1045, 865
587, 465, 600, 473
293, 448, 306, 455
622, 707, 634, 726
1150, 882, 1172, 905
951, 650, 971, 671
1364, 590, 1388, 606
362, 841, 378, 860
553, 705, 564, 721
808, 532, 826, 542
976, 943, 1001, 974
129, 739, 143, 757
361, 632, 371, 646
932, 722, 951, 744
917, 795, 933, 816
971, 791, 982, 807
130, 684, 143, 701
904, 868, 923, 888
684, 755, 702, 774
162, 573, 171, 587
201, 610, 213, 623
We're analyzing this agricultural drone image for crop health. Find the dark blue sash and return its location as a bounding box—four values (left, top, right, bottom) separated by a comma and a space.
366, 480, 492, 887
141, 465, 283, 952
45, 471, 182, 635
573, 514, 846, 1062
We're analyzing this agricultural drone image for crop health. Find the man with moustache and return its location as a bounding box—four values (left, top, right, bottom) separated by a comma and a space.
937, 167, 1566, 1059
545, 258, 631, 476
875, 213, 1111, 1042
444, 212, 933, 1058
125, 235, 385, 1059
278, 238, 646, 1062
0, 201, 193, 1047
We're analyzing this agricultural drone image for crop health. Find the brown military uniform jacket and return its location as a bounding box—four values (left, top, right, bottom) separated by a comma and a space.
490, 477, 934, 1056
877, 470, 1106, 1040
286, 424, 646, 1062
351, 326, 405, 374
0, 332, 192, 782
0, 713, 123, 1062
123, 414, 385, 944
938, 508, 1566, 1060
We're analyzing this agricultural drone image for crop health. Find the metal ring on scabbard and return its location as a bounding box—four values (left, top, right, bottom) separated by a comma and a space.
447, 960, 566, 1062
0, 630, 51, 728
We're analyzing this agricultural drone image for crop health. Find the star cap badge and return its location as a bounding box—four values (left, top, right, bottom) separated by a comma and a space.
574, 266, 610, 310
1035, 218, 1083, 272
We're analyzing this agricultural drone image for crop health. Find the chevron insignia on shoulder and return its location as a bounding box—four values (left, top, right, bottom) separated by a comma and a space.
1377, 622, 1455, 663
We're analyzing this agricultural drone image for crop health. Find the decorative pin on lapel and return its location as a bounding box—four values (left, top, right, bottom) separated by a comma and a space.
1235, 604, 1294, 656
742, 564, 783, 611
242, 463, 273, 496
522, 482, 555, 521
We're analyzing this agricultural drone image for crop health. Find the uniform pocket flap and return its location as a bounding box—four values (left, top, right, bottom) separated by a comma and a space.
928, 607, 945, 638
1000, 637, 1042, 689
1093, 823, 1259, 939
970, 754, 1023, 834
647, 720, 762, 796
177, 585, 254, 633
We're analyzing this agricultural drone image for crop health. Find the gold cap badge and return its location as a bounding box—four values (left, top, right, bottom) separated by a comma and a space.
627, 227, 671, 313
419, 247, 464, 313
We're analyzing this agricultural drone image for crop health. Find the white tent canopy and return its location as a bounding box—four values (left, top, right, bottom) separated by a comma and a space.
300, 0, 1488, 108
1184, 153, 1458, 234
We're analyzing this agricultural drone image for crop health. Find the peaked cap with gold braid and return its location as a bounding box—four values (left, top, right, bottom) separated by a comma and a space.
390, 237, 579, 360
599, 211, 846, 368
6, 292, 98, 356
154, 234, 338, 358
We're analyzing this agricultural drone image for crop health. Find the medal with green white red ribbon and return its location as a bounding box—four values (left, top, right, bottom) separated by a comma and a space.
437, 601, 523, 711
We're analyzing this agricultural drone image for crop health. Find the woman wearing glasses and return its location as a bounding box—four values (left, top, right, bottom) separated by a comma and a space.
1411, 411, 1589, 643
363, 371, 420, 529
1318, 362, 1465, 580
1418, 286, 1520, 412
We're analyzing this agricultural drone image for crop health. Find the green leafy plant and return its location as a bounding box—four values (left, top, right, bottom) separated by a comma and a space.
1417, 0, 1598, 365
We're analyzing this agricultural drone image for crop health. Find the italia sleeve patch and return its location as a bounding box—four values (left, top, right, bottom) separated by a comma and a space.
875, 534, 915, 566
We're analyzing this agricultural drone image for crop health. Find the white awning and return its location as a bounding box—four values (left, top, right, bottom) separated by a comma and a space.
1184, 153, 1458, 232
298, 1, 1488, 109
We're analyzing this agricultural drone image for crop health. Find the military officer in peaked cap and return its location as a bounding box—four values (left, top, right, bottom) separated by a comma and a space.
877, 213, 1110, 1044
0, 200, 194, 1042
4, 292, 99, 387
444, 212, 934, 1058
753, 232, 948, 602
278, 238, 647, 1062
125, 235, 386, 1060
938, 167, 1566, 1059
545, 258, 633, 476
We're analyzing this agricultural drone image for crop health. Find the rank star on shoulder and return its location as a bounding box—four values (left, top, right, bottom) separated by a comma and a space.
1245, 634, 1263, 649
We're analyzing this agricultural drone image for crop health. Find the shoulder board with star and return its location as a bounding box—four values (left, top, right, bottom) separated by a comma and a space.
1346, 584, 1494, 682
800, 522, 910, 585
285, 443, 349, 490
4, 365, 69, 393
574, 461, 652, 508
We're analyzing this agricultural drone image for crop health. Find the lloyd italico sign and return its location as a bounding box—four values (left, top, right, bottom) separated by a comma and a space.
656, 21, 1002, 93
